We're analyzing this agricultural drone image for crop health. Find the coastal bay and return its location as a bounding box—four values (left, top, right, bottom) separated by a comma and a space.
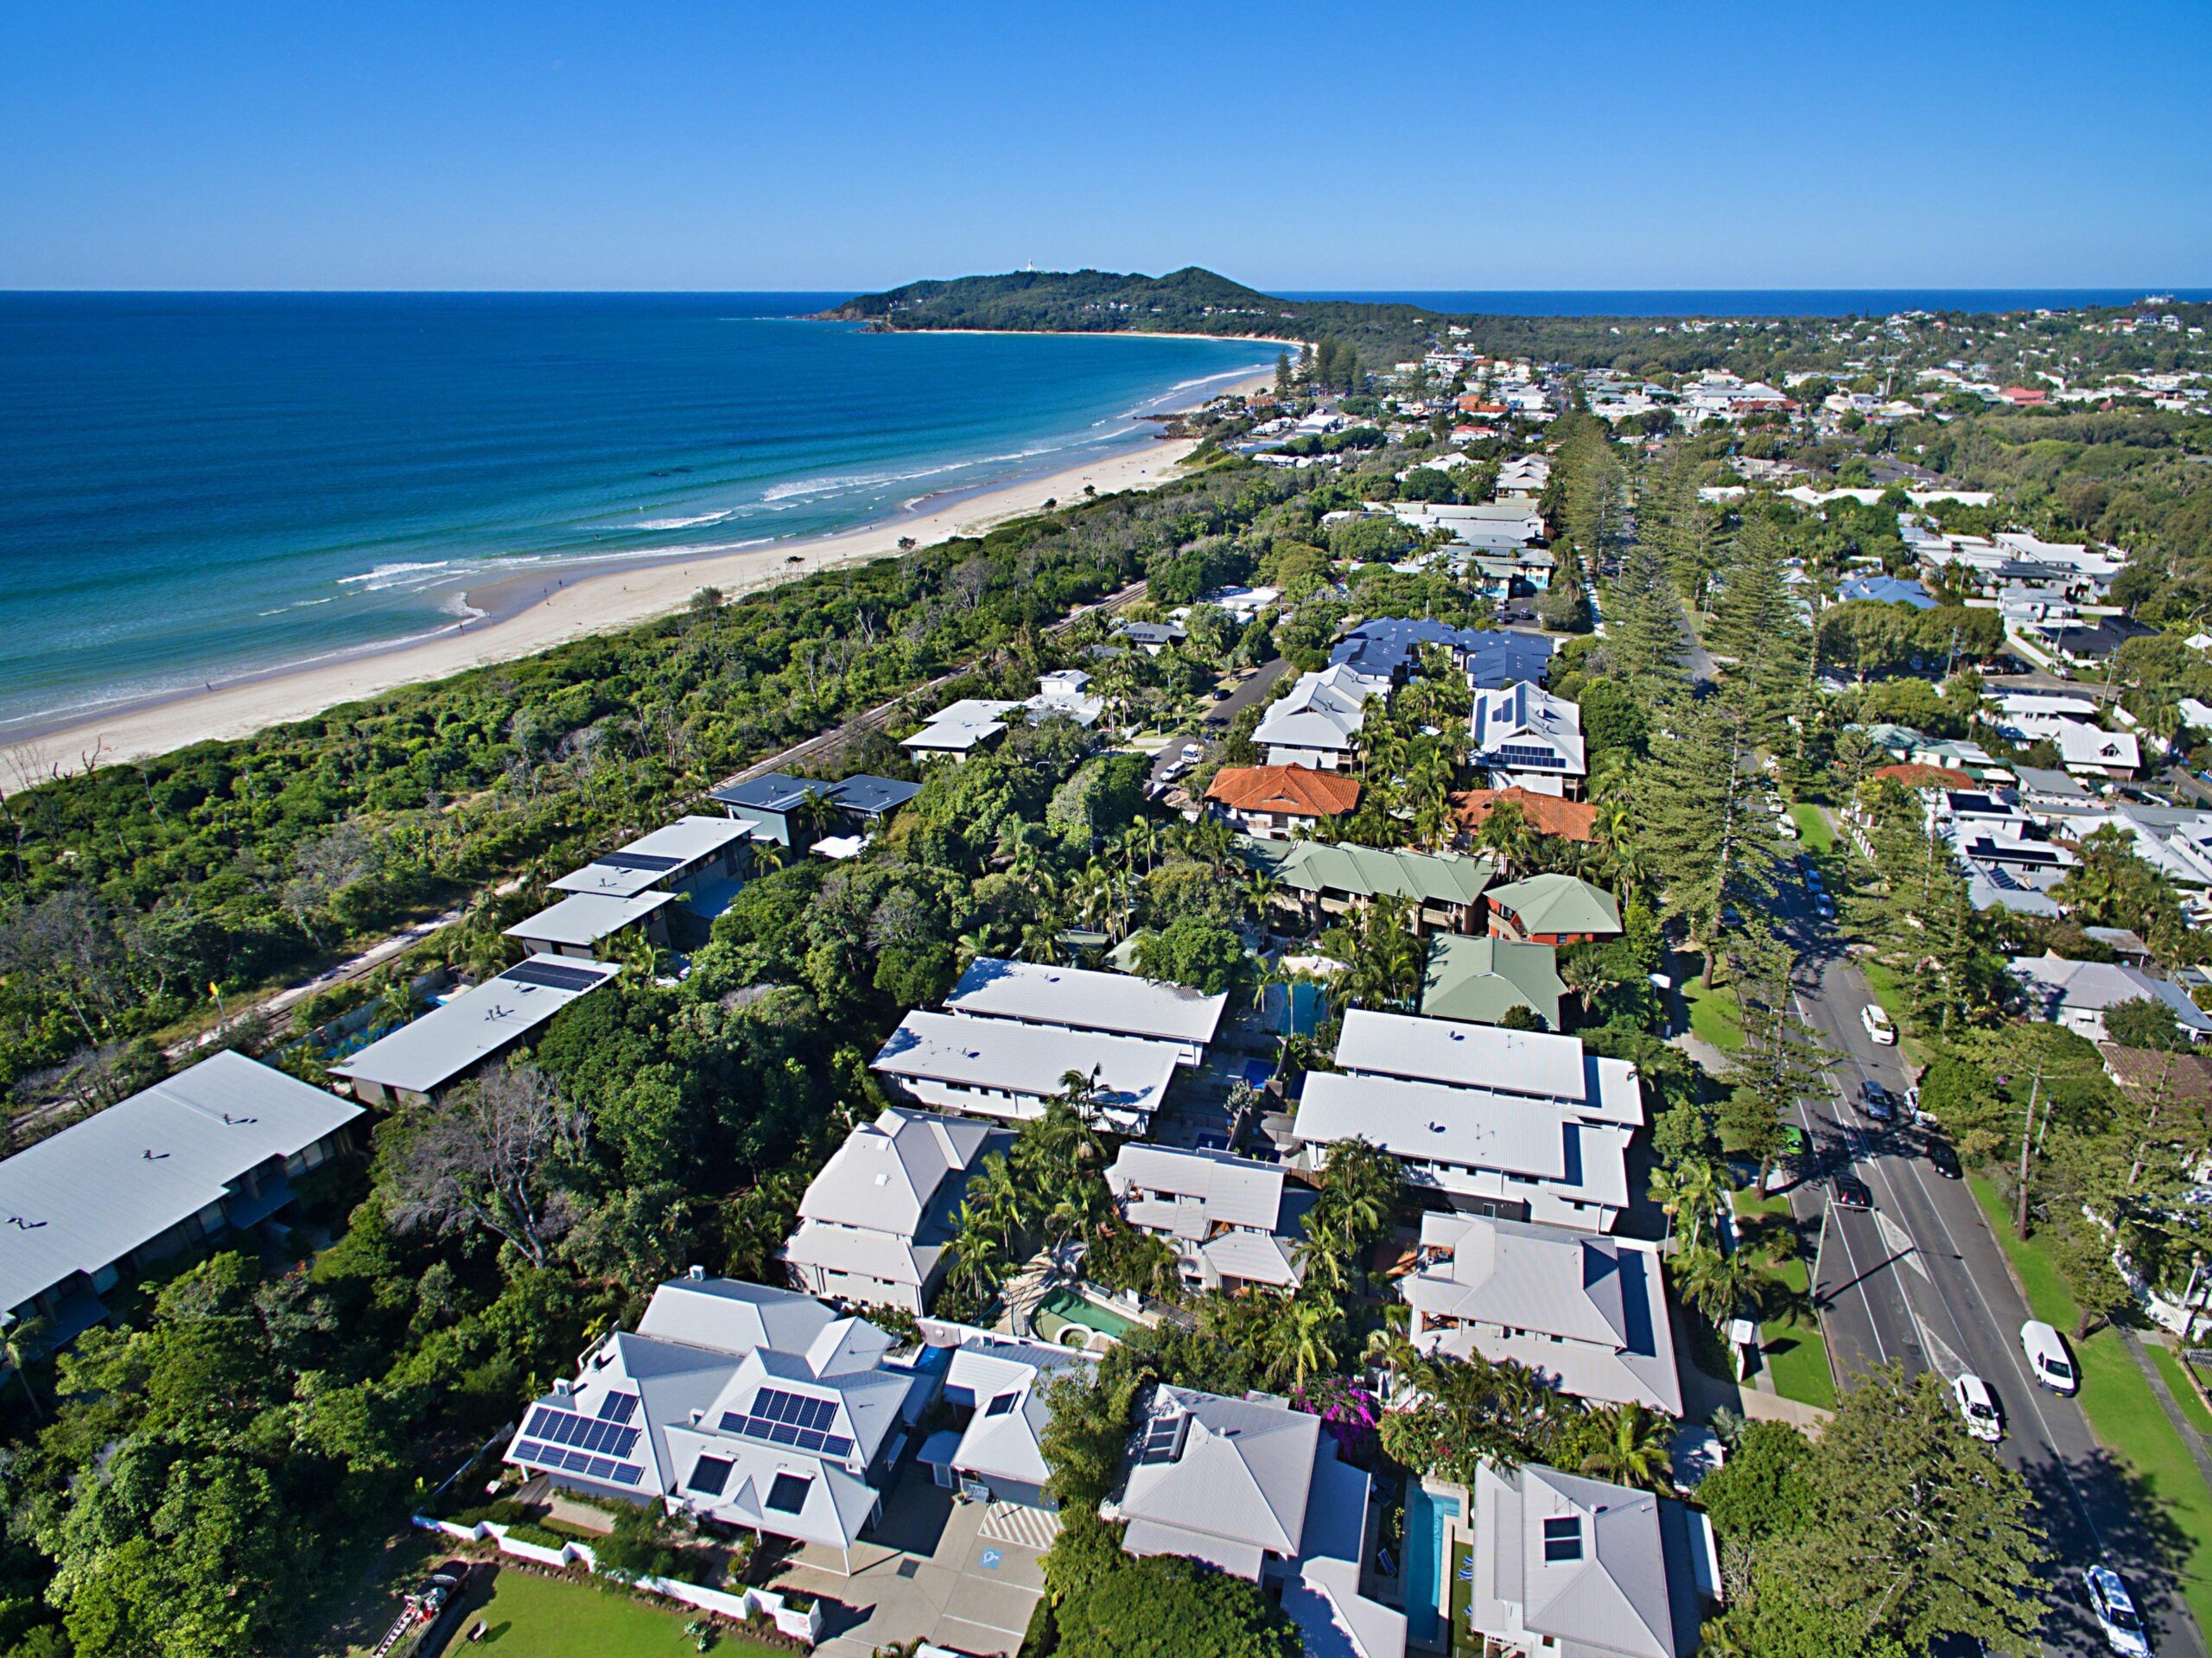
14, 433, 1214, 772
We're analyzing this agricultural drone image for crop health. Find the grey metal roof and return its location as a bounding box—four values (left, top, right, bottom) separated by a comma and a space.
553, 815, 753, 897
708, 773, 921, 817
1338, 1010, 1639, 1121
1113, 1385, 1321, 1567
1405, 1214, 1681, 1416
1473, 1464, 1695, 1658
796, 1107, 1001, 1238
872, 1012, 1181, 1120
946, 957, 1227, 1047
1108, 1145, 1289, 1231
505, 889, 673, 948
330, 956, 620, 1094
0, 1051, 362, 1315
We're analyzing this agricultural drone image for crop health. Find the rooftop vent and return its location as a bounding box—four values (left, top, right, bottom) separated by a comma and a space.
688, 1264, 706, 1281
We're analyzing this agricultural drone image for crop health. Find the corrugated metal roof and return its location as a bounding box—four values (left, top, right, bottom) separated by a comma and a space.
871, 1012, 1180, 1118
0, 1051, 361, 1314
505, 889, 673, 948
946, 957, 1226, 1047
330, 955, 619, 1094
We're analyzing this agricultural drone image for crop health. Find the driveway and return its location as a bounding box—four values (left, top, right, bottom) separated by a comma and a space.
765, 1470, 1051, 1658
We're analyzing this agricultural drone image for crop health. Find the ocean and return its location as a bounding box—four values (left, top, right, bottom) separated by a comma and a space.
1288, 289, 2206, 317
0, 293, 1275, 734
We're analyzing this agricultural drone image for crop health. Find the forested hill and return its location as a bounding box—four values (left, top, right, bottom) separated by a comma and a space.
815, 267, 1445, 360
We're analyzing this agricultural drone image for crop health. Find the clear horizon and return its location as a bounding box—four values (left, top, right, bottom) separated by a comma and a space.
3, 0, 2206, 291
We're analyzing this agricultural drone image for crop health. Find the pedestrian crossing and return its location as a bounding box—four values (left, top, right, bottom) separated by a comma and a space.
979, 1501, 1060, 1551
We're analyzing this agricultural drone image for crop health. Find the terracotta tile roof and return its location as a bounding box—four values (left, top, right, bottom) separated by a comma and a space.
1452, 786, 1598, 842
2099, 1044, 2212, 1117
1206, 765, 1362, 817
1873, 762, 1974, 790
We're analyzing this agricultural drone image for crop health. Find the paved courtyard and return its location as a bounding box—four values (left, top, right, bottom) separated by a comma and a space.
763, 1469, 1052, 1657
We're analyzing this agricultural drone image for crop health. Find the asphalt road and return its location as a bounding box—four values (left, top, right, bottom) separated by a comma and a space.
1771, 839, 2209, 1658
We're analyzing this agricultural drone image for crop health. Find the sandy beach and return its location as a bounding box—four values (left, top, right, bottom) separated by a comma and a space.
11, 431, 1227, 776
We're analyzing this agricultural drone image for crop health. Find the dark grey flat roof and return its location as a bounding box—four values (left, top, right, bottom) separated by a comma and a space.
709, 772, 921, 817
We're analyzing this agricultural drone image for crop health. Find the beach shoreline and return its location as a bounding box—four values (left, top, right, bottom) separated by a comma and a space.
7, 408, 1250, 775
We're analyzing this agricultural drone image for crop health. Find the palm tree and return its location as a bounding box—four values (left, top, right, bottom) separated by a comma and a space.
1675, 1243, 1758, 1331
1, 1315, 48, 1421
749, 838, 788, 877
1265, 1294, 1341, 1390
1576, 1401, 1675, 1493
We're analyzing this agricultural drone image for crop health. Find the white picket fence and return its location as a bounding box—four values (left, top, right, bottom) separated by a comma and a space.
410, 1515, 823, 1645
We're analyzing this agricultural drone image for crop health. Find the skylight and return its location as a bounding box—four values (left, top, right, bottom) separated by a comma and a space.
766, 1472, 813, 1514
1542, 1515, 1585, 1563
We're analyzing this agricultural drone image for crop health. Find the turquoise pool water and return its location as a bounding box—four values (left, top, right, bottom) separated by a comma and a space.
1035, 1287, 1139, 1338
1403, 1482, 1457, 1645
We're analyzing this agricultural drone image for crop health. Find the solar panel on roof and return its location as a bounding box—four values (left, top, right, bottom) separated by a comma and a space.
527, 1407, 639, 1459
501, 960, 610, 994
592, 851, 684, 873
688, 1454, 734, 1497
599, 1392, 639, 1423
766, 1472, 812, 1515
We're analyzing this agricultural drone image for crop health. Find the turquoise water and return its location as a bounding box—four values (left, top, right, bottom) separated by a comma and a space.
0, 293, 1274, 731
1403, 1481, 1458, 1645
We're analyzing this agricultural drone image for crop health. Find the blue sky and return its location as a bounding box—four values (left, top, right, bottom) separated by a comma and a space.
3, 1, 2206, 291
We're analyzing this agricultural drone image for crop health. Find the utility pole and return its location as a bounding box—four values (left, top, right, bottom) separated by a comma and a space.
2015, 1059, 2045, 1241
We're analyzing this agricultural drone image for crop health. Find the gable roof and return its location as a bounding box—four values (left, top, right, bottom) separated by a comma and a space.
1206, 765, 1362, 818
0, 1051, 362, 1317
1471, 682, 1586, 774
1108, 1144, 1294, 1231
1486, 873, 1623, 937
2009, 953, 2212, 1032
1421, 937, 1567, 1031
1452, 787, 1597, 842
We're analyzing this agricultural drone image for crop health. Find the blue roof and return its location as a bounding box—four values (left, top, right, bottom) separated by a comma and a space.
1329, 619, 1554, 689
1839, 575, 1937, 610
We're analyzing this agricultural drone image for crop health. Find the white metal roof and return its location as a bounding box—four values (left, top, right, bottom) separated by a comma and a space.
330, 956, 620, 1094
0, 1051, 362, 1314
1337, 1010, 1639, 1123
946, 957, 1227, 1048
505, 889, 673, 948
1295, 1071, 1575, 1185
553, 815, 752, 897
871, 1012, 1181, 1120
1108, 1144, 1287, 1230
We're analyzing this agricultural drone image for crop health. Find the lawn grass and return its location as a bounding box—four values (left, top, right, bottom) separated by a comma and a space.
1732, 1191, 1836, 1410
398, 1566, 782, 1658
330, 1556, 789, 1658
1682, 977, 1745, 1053
2148, 1342, 2212, 1439
1967, 1176, 2212, 1636
1789, 802, 1834, 853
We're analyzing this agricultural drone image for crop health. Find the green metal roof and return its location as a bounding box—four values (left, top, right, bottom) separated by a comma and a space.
1484, 872, 1623, 937
1237, 837, 1496, 906
1420, 937, 1567, 1030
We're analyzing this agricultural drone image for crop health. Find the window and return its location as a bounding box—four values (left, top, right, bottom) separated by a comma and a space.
687, 1455, 734, 1498
1542, 1516, 1584, 1563
766, 1472, 813, 1515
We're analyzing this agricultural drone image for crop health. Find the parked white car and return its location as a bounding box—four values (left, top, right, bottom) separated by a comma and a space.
1953, 1372, 2003, 1442
1861, 1003, 1897, 1045
1777, 815, 1800, 840
2083, 1566, 2152, 1656
2021, 1320, 2079, 1394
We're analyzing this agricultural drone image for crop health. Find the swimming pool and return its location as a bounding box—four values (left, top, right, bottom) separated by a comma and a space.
1033, 1287, 1140, 1342
1402, 1482, 1458, 1646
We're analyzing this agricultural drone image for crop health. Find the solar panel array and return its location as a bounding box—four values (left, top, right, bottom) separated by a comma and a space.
598, 1391, 640, 1423
1134, 1412, 1185, 1466
766, 1471, 813, 1514
1492, 743, 1567, 768
502, 960, 612, 994
513, 1403, 646, 1486
714, 1387, 855, 1459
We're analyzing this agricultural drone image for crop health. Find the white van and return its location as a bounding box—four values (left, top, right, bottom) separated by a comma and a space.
2020, 1320, 2078, 1394
1861, 1003, 1897, 1045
